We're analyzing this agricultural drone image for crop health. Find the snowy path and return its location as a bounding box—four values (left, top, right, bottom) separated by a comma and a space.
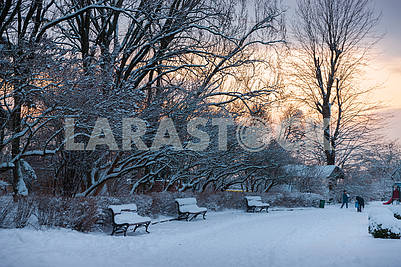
1, 204, 400, 267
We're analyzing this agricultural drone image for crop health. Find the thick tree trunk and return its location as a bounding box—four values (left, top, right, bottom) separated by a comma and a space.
11, 46, 28, 200
11, 103, 23, 201
322, 104, 335, 165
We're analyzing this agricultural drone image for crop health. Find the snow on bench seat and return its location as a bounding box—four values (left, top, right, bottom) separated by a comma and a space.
245, 196, 270, 212
175, 198, 207, 221
178, 205, 207, 213
108, 204, 151, 236
109, 204, 138, 213
114, 213, 151, 225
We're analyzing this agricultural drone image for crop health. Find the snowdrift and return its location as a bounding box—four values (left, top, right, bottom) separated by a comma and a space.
368, 207, 401, 239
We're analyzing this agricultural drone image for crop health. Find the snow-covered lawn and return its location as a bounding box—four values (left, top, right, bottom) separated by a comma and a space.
1, 203, 400, 267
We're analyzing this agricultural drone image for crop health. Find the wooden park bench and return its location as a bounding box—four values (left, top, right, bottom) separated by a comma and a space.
175, 198, 207, 221
108, 204, 151, 236
245, 196, 270, 213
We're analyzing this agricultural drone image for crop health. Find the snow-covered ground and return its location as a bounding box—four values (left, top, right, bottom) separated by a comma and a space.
1, 203, 400, 267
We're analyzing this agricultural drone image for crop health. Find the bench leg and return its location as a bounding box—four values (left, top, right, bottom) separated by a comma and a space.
178, 212, 190, 221
111, 225, 127, 236
127, 223, 150, 234
180, 212, 207, 221
189, 213, 199, 221
111, 226, 116, 236
188, 212, 207, 221
123, 225, 128, 236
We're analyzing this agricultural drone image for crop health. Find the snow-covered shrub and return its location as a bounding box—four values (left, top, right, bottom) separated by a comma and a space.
36, 197, 98, 232
14, 198, 35, 228
149, 192, 178, 216
388, 206, 401, 220
149, 192, 196, 216
0, 196, 35, 228
265, 192, 323, 208
36, 197, 58, 226
198, 191, 323, 210
1, 190, 329, 232
0, 180, 9, 194
68, 198, 98, 232
136, 193, 164, 216
197, 192, 247, 211
368, 207, 401, 239
0, 197, 13, 227
200, 191, 322, 210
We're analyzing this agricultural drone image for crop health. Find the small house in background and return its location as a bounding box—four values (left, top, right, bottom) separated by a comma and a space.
283, 165, 345, 195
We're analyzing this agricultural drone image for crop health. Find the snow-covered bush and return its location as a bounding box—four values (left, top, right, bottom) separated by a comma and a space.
265, 192, 323, 208
368, 207, 401, 239
14, 198, 35, 228
147, 192, 186, 216
388, 206, 401, 220
0, 180, 9, 192
36, 197, 98, 232
0, 197, 13, 227
0, 196, 34, 228
1, 190, 327, 232
198, 192, 247, 211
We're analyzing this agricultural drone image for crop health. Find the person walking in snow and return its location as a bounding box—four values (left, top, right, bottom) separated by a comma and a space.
341, 190, 349, 208
355, 196, 365, 212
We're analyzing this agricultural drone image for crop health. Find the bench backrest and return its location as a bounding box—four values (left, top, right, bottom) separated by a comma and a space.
245, 196, 262, 202
109, 204, 137, 214
175, 198, 198, 206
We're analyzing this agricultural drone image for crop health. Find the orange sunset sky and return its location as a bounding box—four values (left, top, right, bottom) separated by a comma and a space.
285, 0, 401, 109
285, 0, 401, 141
371, 0, 401, 110
356, 0, 401, 141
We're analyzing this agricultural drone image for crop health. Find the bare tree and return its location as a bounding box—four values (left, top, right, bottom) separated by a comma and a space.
0, 0, 66, 198
0, 0, 287, 197
363, 142, 401, 182
0, 0, 123, 198
291, 0, 381, 166
48, 0, 287, 196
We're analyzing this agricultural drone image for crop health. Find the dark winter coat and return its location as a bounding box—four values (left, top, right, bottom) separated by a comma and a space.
356, 196, 365, 208
342, 192, 349, 203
